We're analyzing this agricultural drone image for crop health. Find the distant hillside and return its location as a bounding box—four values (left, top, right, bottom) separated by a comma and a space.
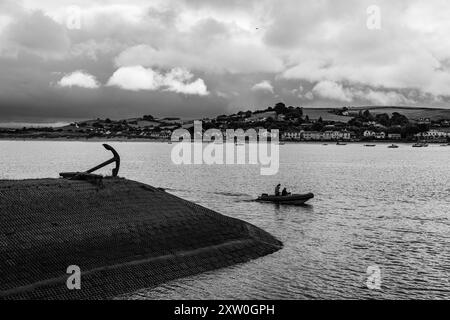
299, 106, 450, 123
350, 106, 450, 121
302, 108, 351, 122
247, 111, 277, 121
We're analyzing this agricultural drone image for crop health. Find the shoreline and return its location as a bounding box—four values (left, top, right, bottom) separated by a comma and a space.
0, 137, 447, 145
0, 137, 170, 143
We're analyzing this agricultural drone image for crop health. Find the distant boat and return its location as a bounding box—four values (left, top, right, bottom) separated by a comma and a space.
412, 142, 428, 148
322, 143, 328, 146
336, 142, 347, 145
256, 193, 314, 205
364, 144, 376, 147
278, 142, 285, 145
388, 144, 399, 148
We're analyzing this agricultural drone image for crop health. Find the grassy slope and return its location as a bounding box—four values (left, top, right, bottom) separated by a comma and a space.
351, 106, 450, 121
303, 106, 450, 122
302, 108, 352, 122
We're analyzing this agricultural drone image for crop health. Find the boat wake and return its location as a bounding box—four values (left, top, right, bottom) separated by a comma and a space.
213, 191, 251, 197
163, 187, 251, 198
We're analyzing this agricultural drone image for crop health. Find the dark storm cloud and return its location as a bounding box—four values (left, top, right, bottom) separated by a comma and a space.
0, 82, 229, 122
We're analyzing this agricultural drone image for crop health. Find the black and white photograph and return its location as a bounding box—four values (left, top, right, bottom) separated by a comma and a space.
0, 0, 449, 311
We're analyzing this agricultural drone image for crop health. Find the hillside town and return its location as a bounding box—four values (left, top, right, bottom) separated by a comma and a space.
1, 103, 450, 143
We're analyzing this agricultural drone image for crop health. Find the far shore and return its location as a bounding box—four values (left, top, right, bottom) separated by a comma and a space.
0, 137, 170, 143
0, 137, 446, 145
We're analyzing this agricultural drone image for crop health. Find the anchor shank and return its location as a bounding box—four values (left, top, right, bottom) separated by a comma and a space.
86, 157, 115, 174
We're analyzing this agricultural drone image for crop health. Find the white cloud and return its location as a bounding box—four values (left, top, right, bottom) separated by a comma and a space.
0, 15, 13, 32
296, 84, 314, 100
312, 80, 414, 105
57, 70, 100, 88
363, 90, 414, 105
162, 67, 209, 95
270, 0, 450, 100
301, 91, 314, 100
216, 91, 228, 98
107, 65, 209, 95
114, 40, 284, 75
69, 39, 125, 61
107, 65, 161, 91
312, 80, 352, 102
251, 80, 274, 93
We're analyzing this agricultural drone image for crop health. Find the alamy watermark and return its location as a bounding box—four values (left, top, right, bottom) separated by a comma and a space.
64, 5, 381, 31
66, 265, 81, 290
366, 265, 382, 290
366, 5, 381, 30
170, 121, 280, 175
66, 5, 82, 30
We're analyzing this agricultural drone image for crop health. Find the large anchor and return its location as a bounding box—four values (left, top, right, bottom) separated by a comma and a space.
60, 144, 120, 180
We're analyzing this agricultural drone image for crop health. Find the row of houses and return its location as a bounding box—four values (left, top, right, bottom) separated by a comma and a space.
282, 130, 405, 141
363, 131, 402, 140
415, 129, 450, 139
283, 130, 354, 141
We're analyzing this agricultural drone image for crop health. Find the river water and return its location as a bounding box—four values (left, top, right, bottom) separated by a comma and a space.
0, 140, 449, 299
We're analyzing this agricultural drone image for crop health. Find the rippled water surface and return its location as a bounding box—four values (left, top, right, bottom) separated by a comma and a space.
1, 141, 449, 299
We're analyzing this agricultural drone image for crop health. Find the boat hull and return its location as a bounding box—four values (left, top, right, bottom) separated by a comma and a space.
256, 193, 314, 205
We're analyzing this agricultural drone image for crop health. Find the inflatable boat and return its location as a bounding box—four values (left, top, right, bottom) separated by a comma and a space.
256, 193, 314, 205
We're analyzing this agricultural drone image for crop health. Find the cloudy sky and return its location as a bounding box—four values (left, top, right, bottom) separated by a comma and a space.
1, 0, 450, 122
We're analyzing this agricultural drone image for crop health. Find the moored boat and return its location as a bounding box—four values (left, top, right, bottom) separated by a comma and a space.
364, 144, 376, 147
388, 144, 399, 148
412, 142, 428, 147
256, 193, 314, 205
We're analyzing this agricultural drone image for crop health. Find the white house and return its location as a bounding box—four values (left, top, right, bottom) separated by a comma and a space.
415, 130, 450, 139
302, 131, 323, 140
323, 131, 333, 140
301, 130, 351, 141
340, 131, 351, 140
364, 130, 376, 137
283, 130, 303, 140
387, 133, 401, 140
374, 132, 386, 139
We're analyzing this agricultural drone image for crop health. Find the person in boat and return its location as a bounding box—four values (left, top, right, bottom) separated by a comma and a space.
281, 188, 288, 196
275, 184, 281, 196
